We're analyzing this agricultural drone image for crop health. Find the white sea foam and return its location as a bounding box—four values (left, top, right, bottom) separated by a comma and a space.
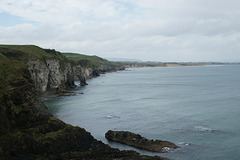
105, 115, 120, 119
194, 126, 217, 132
178, 142, 191, 146
163, 147, 171, 152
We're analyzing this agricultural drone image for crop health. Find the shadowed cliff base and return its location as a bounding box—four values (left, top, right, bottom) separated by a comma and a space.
0, 45, 168, 160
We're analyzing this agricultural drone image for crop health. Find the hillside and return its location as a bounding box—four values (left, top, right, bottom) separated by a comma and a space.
62, 52, 122, 68
0, 45, 67, 61
0, 45, 123, 69
0, 45, 166, 160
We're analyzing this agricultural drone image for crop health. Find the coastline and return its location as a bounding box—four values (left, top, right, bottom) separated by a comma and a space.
125, 64, 205, 69
0, 45, 169, 160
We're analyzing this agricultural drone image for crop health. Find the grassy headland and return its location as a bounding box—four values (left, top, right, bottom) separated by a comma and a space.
62, 52, 122, 68
0, 45, 67, 61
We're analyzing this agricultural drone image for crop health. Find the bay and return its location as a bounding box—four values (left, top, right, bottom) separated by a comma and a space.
45, 65, 240, 160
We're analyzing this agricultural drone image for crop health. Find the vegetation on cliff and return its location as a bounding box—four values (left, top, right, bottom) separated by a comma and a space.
62, 52, 120, 68
0, 45, 167, 160
0, 45, 66, 60
106, 130, 179, 153
62, 52, 125, 86
0, 45, 72, 71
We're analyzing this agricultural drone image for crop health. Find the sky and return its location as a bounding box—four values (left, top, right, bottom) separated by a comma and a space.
0, 0, 240, 62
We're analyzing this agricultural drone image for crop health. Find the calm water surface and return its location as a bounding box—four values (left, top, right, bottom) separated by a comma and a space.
45, 65, 240, 160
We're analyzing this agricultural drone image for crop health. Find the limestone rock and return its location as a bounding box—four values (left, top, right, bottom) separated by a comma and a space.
27, 59, 75, 93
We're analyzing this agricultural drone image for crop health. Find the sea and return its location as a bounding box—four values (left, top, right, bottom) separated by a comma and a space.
44, 65, 240, 160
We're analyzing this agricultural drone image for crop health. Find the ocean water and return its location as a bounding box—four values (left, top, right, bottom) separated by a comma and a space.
44, 65, 240, 160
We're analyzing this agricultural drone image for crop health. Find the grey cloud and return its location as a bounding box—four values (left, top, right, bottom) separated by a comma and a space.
0, 0, 240, 61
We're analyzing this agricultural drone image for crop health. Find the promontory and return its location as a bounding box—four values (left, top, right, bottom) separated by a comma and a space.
0, 45, 169, 160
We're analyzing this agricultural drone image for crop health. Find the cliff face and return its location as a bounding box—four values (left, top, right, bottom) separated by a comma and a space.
27, 57, 124, 92
0, 45, 77, 94
62, 52, 125, 86
27, 59, 75, 93
73, 64, 125, 86
0, 45, 167, 160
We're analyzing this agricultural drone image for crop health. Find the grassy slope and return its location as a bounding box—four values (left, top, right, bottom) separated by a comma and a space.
0, 45, 67, 62
62, 52, 120, 68
0, 53, 8, 62
0, 45, 121, 69
0, 54, 25, 98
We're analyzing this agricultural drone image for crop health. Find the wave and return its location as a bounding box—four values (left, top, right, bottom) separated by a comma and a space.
178, 142, 192, 146
105, 115, 120, 119
194, 126, 218, 132
162, 147, 176, 152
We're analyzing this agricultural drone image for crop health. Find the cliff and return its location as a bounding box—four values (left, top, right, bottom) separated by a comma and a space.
64, 52, 125, 86
0, 45, 76, 94
0, 45, 124, 93
27, 58, 75, 93
0, 45, 167, 160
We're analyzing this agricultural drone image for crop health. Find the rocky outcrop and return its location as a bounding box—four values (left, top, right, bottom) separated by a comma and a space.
73, 65, 97, 86
105, 130, 179, 153
98, 64, 125, 73
27, 59, 75, 93
73, 64, 125, 86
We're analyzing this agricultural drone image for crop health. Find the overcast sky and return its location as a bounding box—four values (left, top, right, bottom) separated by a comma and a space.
0, 0, 240, 62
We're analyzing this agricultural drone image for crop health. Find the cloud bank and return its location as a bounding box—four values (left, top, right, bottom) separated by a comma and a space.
0, 0, 240, 61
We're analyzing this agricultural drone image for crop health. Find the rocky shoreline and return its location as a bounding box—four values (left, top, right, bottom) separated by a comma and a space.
0, 45, 169, 160
106, 130, 179, 153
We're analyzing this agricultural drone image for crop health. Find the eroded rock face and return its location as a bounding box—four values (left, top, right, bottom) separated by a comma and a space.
105, 130, 179, 153
98, 64, 125, 73
27, 58, 125, 90
73, 65, 91, 86
27, 59, 75, 93
73, 64, 124, 86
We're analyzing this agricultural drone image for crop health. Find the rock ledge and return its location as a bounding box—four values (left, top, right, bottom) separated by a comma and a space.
105, 130, 179, 153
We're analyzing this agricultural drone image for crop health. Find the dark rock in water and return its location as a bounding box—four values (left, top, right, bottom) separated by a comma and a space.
105, 130, 179, 153
80, 80, 88, 86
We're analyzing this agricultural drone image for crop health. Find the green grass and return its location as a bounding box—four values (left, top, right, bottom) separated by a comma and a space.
0, 45, 119, 68
0, 45, 123, 82
0, 45, 67, 98
0, 57, 26, 98
0, 45, 67, 61
0, 53, 8, 63
0, 45, 46, 57
0, 45, 72, 72
62, 52, 119, 68
62, 52, 99, 59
